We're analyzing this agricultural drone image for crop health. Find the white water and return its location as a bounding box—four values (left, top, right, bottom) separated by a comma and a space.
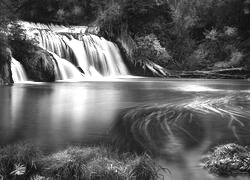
65, 35, 129, 77
50, 52, 84, 81
11, 58, 28, 83
24, 22, 129, 78
19, 21, 87, 34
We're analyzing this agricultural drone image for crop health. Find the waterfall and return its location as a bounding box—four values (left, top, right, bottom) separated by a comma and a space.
50, 52, 84, 81
24, 22, 129, 78
63, 35, 129, 77
11, 58, 28, 83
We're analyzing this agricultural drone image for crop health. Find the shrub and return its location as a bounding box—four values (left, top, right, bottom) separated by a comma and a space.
133, 34, 172, 67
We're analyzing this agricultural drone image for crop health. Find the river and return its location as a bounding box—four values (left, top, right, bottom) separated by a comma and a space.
0, 78, 250, 180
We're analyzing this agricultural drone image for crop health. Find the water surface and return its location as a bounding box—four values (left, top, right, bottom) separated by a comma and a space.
0, 79, 250, 180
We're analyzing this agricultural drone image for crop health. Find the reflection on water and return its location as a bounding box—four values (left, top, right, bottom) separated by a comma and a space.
176, 84, 222, 92
0, 79, 250, 180
0, 83, 123, 151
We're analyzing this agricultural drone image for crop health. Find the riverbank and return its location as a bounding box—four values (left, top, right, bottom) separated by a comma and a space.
171, 68, 250, 79
0, 142, 161, 180
2, 142, 250, 179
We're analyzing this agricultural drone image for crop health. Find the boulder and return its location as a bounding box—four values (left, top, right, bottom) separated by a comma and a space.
0, 47, 13, 85
23, 48, 55, 82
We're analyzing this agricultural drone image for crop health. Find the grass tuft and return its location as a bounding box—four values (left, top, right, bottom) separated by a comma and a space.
202, 143, 250, 177
0, 142, 43, 179
38, 146, 160, 180
0, 144, 161, 180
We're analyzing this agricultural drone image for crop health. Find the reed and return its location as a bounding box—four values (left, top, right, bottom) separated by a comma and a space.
111, 95, 250, 155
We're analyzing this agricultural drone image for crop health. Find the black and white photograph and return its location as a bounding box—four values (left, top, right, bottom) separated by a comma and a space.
0, 0, 250, 179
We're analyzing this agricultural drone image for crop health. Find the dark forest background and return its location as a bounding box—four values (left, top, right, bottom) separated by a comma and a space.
1, 0, 250, 78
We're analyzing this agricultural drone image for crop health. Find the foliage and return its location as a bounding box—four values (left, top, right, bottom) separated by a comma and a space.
96, 0, 173, 75
97, 2, 123, 40
169, 0, 250, 69
0, 0, 16, 64
0, 3, 53, 82
122, 0, 171, 36
0, 142, 43, 179
203, 143, 250, 177
133, 34, 172, 68
187, 27, 246, 70
8, 22, 38, 62
3, 0, 114, 25
1, 0, 250, 75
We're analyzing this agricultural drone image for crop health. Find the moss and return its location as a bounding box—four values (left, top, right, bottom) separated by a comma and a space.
203, 143, 250, 177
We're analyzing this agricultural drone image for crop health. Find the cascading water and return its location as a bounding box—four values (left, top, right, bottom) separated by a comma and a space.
24, 22, 129, 78
50, 52, 84, 81
63, 35, 129, 77
11, 58, 28, 83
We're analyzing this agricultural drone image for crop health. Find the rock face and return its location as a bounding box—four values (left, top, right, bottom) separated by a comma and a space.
23, 48, 55, 82
0, 47, 13, 85
0, 62, 13, 85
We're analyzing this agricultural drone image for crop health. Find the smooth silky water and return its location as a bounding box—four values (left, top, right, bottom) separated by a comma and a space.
5, 22, 250, 179
0, 79, 250, 180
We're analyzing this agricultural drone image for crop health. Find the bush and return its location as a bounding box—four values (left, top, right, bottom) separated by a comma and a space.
123, 0, 171, 37
129, 34, 172, 76
133, 34, 172, 67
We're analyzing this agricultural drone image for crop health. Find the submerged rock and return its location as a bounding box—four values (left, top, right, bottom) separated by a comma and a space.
203, 143, 250, 177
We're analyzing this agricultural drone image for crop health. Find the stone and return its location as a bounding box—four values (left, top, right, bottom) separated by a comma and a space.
23, 48, 56, 82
